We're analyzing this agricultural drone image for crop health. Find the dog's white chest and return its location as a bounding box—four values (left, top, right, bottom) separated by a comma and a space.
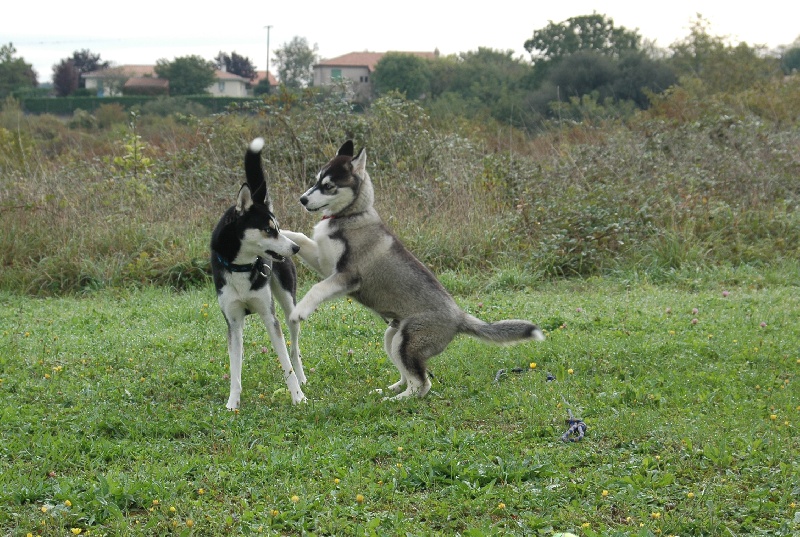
313, 225, 345, 278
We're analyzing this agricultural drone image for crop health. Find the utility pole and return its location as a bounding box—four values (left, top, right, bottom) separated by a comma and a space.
264, 25, 272, 79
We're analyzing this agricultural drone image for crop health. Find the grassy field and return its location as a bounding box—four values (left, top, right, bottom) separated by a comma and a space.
1, 267, 798, 536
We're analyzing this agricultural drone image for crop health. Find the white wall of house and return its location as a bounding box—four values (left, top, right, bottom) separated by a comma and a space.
313, 65, 371, 87
207, 79, 249, 97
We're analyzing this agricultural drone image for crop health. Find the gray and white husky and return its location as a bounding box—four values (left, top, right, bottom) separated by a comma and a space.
210, 138, 306, 409
282, 141, 544, 400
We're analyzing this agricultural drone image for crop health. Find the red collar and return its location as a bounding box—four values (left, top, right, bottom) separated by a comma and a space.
321, 215, 335, 220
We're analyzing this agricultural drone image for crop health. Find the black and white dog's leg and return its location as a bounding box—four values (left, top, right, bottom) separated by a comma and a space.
221, 306, 246, 410
255, 302, 306, 404
271, 272, 306, 385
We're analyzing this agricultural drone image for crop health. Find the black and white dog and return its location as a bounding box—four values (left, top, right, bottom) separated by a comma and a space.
210, 138, 306, 409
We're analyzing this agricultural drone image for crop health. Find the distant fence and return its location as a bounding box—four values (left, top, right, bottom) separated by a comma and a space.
21, 96, 260, 115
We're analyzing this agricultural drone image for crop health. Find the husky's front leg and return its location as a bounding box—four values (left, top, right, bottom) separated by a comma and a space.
258, 309, 306, 404
222, 311, 245, 410
281, 230, 323, 275
290, 273, 359, 322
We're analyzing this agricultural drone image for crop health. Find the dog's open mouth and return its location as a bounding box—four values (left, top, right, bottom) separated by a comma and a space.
265, 251, 285, 262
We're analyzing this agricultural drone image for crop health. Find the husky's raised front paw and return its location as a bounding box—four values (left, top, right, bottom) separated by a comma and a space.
290, 304, 314, 323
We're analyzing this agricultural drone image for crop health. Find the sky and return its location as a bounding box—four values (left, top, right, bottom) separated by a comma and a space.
5, 0, 799, 83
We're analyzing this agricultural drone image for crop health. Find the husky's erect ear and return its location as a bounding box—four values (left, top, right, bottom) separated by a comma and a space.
336, 140, 354, 157
352, 147, 367, 176
236, 184, 254, 213
245, 137, 270, 207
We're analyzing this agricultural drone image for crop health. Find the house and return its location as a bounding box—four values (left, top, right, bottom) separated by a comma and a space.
313, 50, 439, 100
82, 65, 264, 97
83, 65, 159, 97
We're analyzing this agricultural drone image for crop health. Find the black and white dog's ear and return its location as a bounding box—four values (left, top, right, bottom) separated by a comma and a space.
236, 184, 254, 213
245, 137, 270, 207
352, 147, 367, 176
337, 140, 354, 157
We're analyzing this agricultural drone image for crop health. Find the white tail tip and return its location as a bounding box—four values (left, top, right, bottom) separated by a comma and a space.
249, 137, 265, 153
532, 328, 545, 341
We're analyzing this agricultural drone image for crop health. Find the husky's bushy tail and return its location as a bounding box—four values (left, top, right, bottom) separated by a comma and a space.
459, 314, 545, 344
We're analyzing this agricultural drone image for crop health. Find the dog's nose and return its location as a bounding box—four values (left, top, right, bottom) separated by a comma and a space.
292, 244, 300, 254
300, 196, 308, 206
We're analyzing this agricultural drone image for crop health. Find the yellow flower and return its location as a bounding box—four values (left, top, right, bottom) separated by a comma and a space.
582, 522, 591, 528
71, 529, 82, 535
568, 368, 574, 375
41, 506, 47, 513
770, 414, 778, 420
497, 502, 506, 510
529, 362, 537, 369
64, 500, 72, 507
152, 499, 159, 505
186, 519, 194, 528
334, 478, 340, 485
170, 506, 176, 513
270, 509, 279, 517
687, 492, 695, 499
356, 494, 365, 504
602, 490, 609, 497
291, 495, 300, 503
651, 512, 661, 519
198, 488, 205, 495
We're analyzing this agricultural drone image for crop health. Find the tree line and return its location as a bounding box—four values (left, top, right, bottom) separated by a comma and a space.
2, 14, 799, 130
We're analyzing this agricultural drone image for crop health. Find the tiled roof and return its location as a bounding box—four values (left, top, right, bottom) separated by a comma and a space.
214, 69, 250, 81
253, 70, 278, 86
82, 65, 156, 78
124, 77, 169, 89
315, 51, 438, 72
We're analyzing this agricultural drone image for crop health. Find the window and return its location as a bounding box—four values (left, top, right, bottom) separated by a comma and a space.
331, 68, 342, 80
218, 81, 225, 93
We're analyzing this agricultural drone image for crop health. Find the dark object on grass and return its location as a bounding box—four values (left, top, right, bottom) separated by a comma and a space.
561, 408, 587, 442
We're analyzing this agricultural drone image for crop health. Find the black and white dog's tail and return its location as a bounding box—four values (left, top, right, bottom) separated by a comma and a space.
245, 137, 269, 206
459, 314, 545, 344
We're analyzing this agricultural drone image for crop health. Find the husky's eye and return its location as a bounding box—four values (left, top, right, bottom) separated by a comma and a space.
320, 182, 335, 192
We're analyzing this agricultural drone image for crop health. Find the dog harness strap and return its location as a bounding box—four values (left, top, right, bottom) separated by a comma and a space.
215, 251, 270, 276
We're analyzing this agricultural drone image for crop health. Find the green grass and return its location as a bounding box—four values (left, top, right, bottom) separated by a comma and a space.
1, 270, 798, 536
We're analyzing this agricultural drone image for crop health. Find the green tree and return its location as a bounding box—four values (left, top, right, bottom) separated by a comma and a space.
372, 53, 431, 99
782, 46, 800, 73
0, 43, 38, 98
154, 55, 216, 95
215, 51, 257, 80
52, 59, 80, 97
524, 13, 641, 63
273, 36, 318, 88
669, 15, 780, 94
613, 50, 676, 108
70, 49, 110, 87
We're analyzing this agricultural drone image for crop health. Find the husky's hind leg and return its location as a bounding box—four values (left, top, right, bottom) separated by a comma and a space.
383, 323, 406, 393
383, 318, 453, 400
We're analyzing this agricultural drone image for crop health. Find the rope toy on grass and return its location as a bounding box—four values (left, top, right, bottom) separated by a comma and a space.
560, 398, 587, 442
493, 367, 588, 441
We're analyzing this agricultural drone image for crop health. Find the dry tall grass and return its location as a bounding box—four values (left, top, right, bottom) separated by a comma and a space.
1, 85, 799, 295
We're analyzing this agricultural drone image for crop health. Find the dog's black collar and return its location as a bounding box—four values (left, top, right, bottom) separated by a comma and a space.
214, 251, 271, 278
